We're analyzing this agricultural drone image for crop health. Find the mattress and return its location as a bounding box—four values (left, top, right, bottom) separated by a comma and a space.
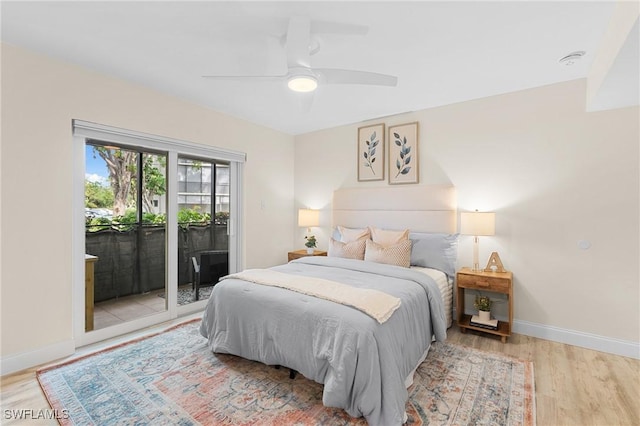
410, 266, 453, 328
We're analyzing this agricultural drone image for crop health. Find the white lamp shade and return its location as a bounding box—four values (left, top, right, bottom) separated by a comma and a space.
460, 212, 495, 236
298, 209, 319, 228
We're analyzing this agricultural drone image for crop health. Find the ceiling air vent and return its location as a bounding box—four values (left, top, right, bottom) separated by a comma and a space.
558, 51, 586, 66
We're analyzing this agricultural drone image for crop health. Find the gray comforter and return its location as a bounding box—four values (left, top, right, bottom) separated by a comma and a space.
199, 256, 447, 425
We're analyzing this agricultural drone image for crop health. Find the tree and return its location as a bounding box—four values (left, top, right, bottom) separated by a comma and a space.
85, 180, 114, 208
91, 147, 166, 217
141, 154, 166, 212
93, 147, 136, 216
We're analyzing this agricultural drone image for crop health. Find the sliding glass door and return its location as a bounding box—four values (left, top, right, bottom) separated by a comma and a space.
74, 120, 244, 346
84, 143, 169, 331
176, 157, 229, 307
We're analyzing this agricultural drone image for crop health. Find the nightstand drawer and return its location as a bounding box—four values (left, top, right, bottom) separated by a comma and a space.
457, 273, 510, 292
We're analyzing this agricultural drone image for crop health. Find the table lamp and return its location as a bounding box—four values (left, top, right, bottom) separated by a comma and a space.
298, 208, 319, 253
298, 208, 319, 232
460, 211, 495, 272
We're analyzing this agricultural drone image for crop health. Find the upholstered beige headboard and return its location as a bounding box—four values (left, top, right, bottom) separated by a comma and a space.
332, 185, 457, 233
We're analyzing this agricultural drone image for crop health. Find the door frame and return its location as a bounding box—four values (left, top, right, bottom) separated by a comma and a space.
72, 120, 245, 347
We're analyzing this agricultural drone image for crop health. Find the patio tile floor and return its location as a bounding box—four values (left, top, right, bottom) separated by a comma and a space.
93, 286, 193, 330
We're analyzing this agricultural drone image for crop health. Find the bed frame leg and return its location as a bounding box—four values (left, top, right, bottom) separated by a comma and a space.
274, 365, 297, 379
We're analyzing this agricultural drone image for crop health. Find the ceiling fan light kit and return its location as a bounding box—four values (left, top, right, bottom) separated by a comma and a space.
203, 16, 398, 97
288, 75, 318, 92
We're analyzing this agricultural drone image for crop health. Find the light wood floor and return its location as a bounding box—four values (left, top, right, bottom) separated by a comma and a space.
1, 319, 638, 425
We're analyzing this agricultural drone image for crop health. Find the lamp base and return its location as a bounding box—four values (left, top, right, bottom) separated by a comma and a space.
471, 236, 481, 272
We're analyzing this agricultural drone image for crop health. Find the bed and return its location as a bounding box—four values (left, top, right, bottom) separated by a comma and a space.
200, 185, 457, 425
412, 265, 453, 328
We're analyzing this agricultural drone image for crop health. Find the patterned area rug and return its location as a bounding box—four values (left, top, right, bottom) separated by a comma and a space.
37, 320, 535, 425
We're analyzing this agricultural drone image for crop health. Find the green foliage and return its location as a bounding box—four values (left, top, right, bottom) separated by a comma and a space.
305, 235, 317, 248
474, 294, 492, 312
111, 210, 167, 228
86, 208, 214, 232
143, 154, 166, 196
214, 211, 229, 225
85, 216, 112, 233
116, 209, 138, 225
177, 208, 211, 226
143, 212, 166, 224
141, 154, 166, 211
85, 180, 114, 208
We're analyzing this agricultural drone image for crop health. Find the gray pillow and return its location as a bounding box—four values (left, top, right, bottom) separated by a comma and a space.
409, 232, 459, 278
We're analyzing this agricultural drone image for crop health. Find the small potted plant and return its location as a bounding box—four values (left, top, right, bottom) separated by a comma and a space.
304, 235, 317, 254
474, 294, 492, 322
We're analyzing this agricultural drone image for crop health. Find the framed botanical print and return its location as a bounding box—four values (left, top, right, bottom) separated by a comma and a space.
357, 123, 385, 181
388, 122, 419, 184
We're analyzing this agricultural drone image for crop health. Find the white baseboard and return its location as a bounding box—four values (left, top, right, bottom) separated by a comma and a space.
512, 320, 640, 360
453, 308, 639, 359
1, 339, 75, 376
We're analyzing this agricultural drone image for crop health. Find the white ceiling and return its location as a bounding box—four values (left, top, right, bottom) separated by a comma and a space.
1, 1, 620, 135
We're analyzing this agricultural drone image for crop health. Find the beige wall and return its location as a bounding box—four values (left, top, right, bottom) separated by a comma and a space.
0, 43, 295, 357
294, 79, 639, 344
1, 40, 638, 367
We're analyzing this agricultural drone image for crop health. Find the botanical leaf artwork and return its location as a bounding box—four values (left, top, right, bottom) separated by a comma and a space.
393, 132, 412, 178
357, 124, 385, 182
362, 131, 379, 175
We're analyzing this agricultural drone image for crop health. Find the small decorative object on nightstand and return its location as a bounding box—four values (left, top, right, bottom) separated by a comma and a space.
473, 295, 492, 322
288, 249, 327, 262
304, 235, 317, 254
457, 267, 513, 343
484, 252, 505, 272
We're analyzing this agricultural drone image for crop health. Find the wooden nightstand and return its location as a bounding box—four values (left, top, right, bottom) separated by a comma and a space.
456, 267, 513, 343
288, 249, 328, 262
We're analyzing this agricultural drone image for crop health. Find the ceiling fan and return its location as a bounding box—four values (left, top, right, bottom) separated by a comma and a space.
202, 16, 398, 93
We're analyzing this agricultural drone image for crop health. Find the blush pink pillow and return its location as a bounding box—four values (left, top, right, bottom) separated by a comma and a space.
328, 238, 366, 260
338, 226, 371, 243
364, 239, 411, 268
369, 227, 409, 247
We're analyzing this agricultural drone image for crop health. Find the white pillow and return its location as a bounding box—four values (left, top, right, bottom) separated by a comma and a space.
328, 238, 366, 260
364, 239, 411, 268
369, 226, 409, 247
338, 226, 371, 243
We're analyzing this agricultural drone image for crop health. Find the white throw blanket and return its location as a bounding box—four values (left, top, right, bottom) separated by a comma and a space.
221, 269, 401, 324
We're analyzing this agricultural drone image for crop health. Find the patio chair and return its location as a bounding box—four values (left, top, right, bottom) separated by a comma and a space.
191, 251, 229, 301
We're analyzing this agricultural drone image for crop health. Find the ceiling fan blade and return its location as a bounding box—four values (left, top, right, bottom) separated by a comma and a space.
286, 16, 311, 69
311, 20, 368, 36
316, 68, 398, 87
202, 75, 285, 82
